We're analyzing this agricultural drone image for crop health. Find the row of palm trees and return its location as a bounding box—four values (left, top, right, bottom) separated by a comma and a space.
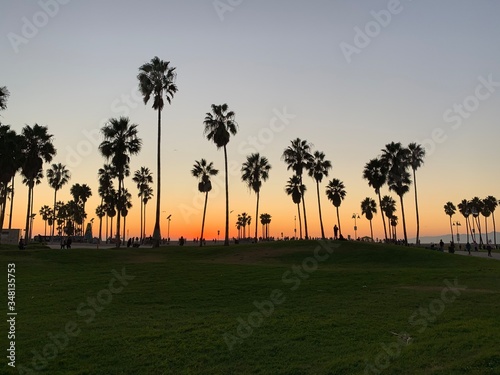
445, 197, 498, 248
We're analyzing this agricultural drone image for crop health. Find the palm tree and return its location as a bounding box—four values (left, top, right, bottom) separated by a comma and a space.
39, 205, 53, 237
0, 86, 9, 111
285, 175, 305, 239
105, 189, 117, 242
191, 159, 219, 247
363, 158, 388, 241
282, 138, 313, 239
46, 163, 70, 238
470, 197, 484, 246
118, 188, 133, 242
484, 196, 498, 249
481, 201, 491, 247
444, 202, 456, 242
381, 195, 397, 241
407, 143, 425, 245
137, 56, 177, 248
79, 184, 92, 233
390, 215, 399, 241
203, 103, 238, 246
95, 204, 106, 242
325, 178, 347, 238
20, 124, 56, 243
142, 186, 153, 240
241, 153, 271, 242
99, 117, 142, 247
382, 142, 411, 245
132, 167, 153, 240
457, 199, 471, 244
361, 198, 377, 240
307, 150, 332, 239
98, 164, 115, 241
260, 213, 271, 240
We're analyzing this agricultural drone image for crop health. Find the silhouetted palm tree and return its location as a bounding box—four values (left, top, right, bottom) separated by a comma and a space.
21, 124, 56, 242
203, 103, 238, 246
95, 204, 106, 242
192, 159, 219, 247
133, 167, 153, 240
381, 195, 396, 241
98, 164, 115, 241
390, 215, 399, 241
47, 163, 70, 238
457, 199, 471, 244
118, 188, 132, 242
481, 198, 492, 247
99, 117, 142, 247
484, 196, 498, 249
444, 202, 456, 242
363, 157, 388, 241
285, 175, 305, 239
39, 205, 52, 237
142, 186, 153, 240
241, 153, 271, 241
408, 143, 425, 245
326, 178, 346, 238
470, 197, 484, 246
260, 213, 271, 240
0, 86, 9, 111
307, 150, 331, 239
361, 197, 377, 240
138, 56, 177, 247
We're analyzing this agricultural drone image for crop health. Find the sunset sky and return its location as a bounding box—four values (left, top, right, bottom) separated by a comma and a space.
1, 0, 499, 242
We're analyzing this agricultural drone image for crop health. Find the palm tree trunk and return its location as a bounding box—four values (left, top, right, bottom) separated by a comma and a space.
105, 214, 109, 243
399, 195, 408, 245
29, 187, 34, 241
123, 215, 126, 243
377, 191, 388, 241
492, 212, 497, 249
465, 217, 469, 244
316, 181, 325, 239
116, 178, 122, 248
110, 216, 113, 241
98, 216, 102, 243
484, 216, 489, 246
254, 192, 260, 242
25, 184, 32, 244
413, 169, 421, 244
336, 206, 342, 237
140, 194, 143, 240
449, 216, 454, 242
369, 219, 374, 240
223, 145, 229, 246
200, 192, 208, 247
300, 176, 308, 240
143, 202, 147, 241
152, 108, 162, 248
51, 189, 57, 239
297, 203, 302, 239
8, 175, 15, 229
476, 216, 483, 246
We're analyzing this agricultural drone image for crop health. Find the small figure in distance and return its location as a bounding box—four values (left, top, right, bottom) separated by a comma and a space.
333, 225, 339, 240
66, 236, 72, 249
487, 243, 492, 257
127, 238, 132, 248
439, 239, 444, 252
448, 241, 455, 253
465, 242, 471, 256
18, 237, 25, 250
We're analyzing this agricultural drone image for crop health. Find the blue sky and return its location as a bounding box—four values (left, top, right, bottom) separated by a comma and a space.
1, 0, 499, 240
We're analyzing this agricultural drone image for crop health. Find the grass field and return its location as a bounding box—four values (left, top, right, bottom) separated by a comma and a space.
1, 240, 499, 375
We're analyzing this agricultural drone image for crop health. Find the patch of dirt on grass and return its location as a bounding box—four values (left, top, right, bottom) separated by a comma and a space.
398, 286, 499, 294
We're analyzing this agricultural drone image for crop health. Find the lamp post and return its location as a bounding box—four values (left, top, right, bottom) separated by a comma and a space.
453, 221, 461, 244
352, 213, 359, 240
166, 214, 171, 244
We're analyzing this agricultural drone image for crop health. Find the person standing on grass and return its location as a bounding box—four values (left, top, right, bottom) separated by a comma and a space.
466, 242, 471, 256
334, 225, 339, 240
439, 239, 444, 251
487, 243, 492, 257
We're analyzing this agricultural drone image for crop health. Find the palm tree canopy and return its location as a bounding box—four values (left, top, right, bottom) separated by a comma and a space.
325, 178, 346, 208
21, 124, 56, 182
47, 163, 71, 192
484, 196, 498, 213
407, 142, 425, 171
203, 104, 238, 149
133, 167, 153, 196
457, 199, 470, 218
381, 195, 396, 218
361, 197, 377, 221
137, 56, 177, 111
0, 86, 9, 111
308, 150, 331, 183
192, 159, 219, 193
282, 138, 313, 177
285, 175, 305, 205
469, 197, 483, 217
362, 158, 387, 194
241, 153, 271, 194
99, 117, 142, 180
444, 202, 456, 217
0, 124, 23, 185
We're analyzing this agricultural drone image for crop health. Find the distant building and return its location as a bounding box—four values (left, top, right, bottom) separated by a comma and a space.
1, 229, 21, 245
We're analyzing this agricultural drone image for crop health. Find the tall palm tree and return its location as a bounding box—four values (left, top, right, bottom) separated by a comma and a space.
285, 175, 305, 239
444, 202, 456, 242
21, 124, 56, 243
307, 150, 332, 239
457, 199, 471, 244
363, 158, 388, 241
98, 164, 115, 242
118, 188, 132, 242
192, 159, 219, 247
79, 184, 92, 233
484, 196, 498, 249
382, 142, 411, 245
105, 189, 117, 242
390, 215, 399, 241
481, 201, 491, 247
95, 204, 106, 242
132, 167, 153, 240
361, 197, 377, 240
260, 213, 271, 240
325, 178, 347, 238
0, 86, 9, 111
99, 117, 142, 247
381, 195, 397, 241
407, 143, 425, 245
469, 197, 484, 246
203, 103, 238, 246
142, 186, 153, 240
46, 163, 70, 238
282, 138, 313, 239
241, 153, 271, 241
39, 205, 52, 237
137, 56, 177, 248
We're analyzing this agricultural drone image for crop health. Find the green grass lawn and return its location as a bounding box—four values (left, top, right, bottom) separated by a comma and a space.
1, 240, 499, 375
